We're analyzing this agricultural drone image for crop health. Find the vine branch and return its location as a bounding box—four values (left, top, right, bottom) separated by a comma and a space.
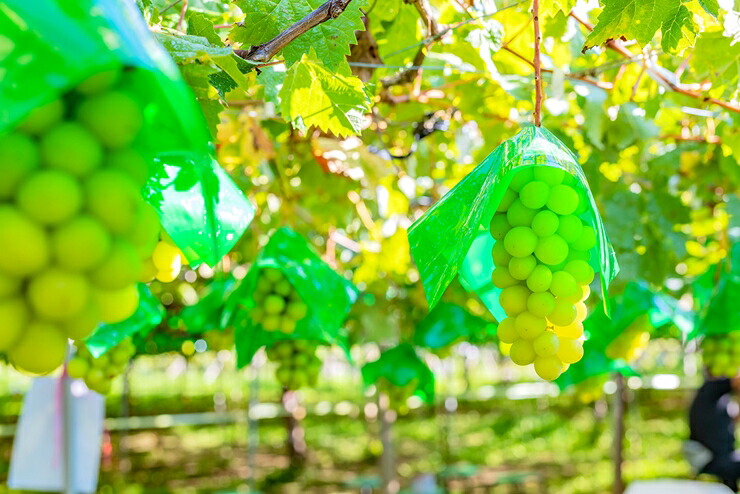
532, 0, 543, 126
571, 11, 740, 114
233, 0, 355, 64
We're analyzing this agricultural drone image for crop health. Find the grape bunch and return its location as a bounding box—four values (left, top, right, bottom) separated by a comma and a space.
251, 268, 309, 334
605, 313, 651, 362
265, 340, 321, 390
702, 332, 740, 377
140, 233, 185, 283
491, 166, 595, 380
67, 338, 136, 395
0, 69, 160, 375
376, 377, 418, 414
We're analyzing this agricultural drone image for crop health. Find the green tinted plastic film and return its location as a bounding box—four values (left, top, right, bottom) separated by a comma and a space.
361, 343, 435, 404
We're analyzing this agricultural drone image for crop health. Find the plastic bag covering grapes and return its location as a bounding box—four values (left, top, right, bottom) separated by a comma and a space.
587, 281, 691, 353
222, 227, 359, 368
0, 0, 254, 267
556, 339, 637, 391
361, 343, 435, 404
408, 126, 619, 320
83, 284, 163, 358
179, 276, 238, 334
413, 302, 492, 349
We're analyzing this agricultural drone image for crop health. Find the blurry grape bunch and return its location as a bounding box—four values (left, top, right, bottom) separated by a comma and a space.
571, 375, 608, 404
376, 377, 418, 415
140, 232, 186, 283
67, 337, 136, 394
702, 333, 740, 378
251, 267, 309, 334
265, 339, 322, 390
492, 166, 595, 380
0, 68, 162, 376
605, 313, 651, 361
203, 328, 234, 351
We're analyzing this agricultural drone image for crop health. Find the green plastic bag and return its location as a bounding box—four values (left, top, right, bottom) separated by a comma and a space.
414, 302, 492, 349
84, 284, 164, 358
556, 340, 637, 391
179, 276, 238, 333
689, 271, 740, 341
361, 343, 435, 404
0, 0, 254, 266
587, 281, 690, 353
408, 126, 618, 320
223, 227, 358, 368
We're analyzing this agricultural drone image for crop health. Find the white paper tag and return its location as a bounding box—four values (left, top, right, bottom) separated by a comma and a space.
8, 377, 105, 493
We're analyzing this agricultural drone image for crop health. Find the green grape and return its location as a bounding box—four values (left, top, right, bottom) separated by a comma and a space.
84, 169, 142, 234
508, 255, 536, 280
506, 199, 537, 227
76, 91, 143, 149
0, 272, 21, 298
51, 216, 112, 271
67, 357, 90, 379
499, 285, 531, 316
556, 215, 582, 244
557, 338, 583, 364
262, 315, 280, 331
526, 264, 552, 292
127, 206, 160, 258
17, 99, 65, 135
264, 295, 286, 315
509, 167, 534, 192
107, 148, 149, 187
0, 133, 39, 198
564, 260, 595, 285
509, 339, 536, 365
574, 189, 589, 215
515, 311, 547, 339
61, 304, 101, 340
274, 280, 292, 297
534, 356, 563, 380
533, 330, 559, 357
548, 299, 577, 327
492, 241, 513, 266
71, 338, 135, 394
9, 321, 67, 375
280, 317, 297, 333
534, 234, 568, 265
496, 317, 518, 344
89, 240, 141, 289
549, 271, 578, 300
568, 249, 591, 262
93, 284, 139, 324
17, 170, 83, 225
533, 167, 565, 186
76, 69, 121, 95
41, 122, 102, 176
531, 210, 559, 237
491, 266, 517, 289
497, 189, 518, 212
572, 224, 597, 251
527, 291, 556, 318
255, 276, 273, 294
546, 184, 579, 215
266, 340, 321, 390
263, 268, 284, 283
286, 301, 308, 320
553, 320, 584, 339
28, 268, 89, 321
519, 181, 550, 209
0, 206, 49, 277
489, 213, 511, 240
504, 226, 537, 257
0, 297, 28, 351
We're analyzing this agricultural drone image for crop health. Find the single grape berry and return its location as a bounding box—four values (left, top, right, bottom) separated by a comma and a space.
534, 235, 569, 266
531, 210, 559, 237
519, 181, 550, 209
515, 311, 547, 339
497, 317, 519, 344
489, 213, 511, 240
508, 255, 536, 280
546, 184, 579, 215
509, 339, 536, 365
497, 189, 518, 212
504, 226, 537, 258
526, 264, 553, 292
507, 199, 538, 227
499, 285, 531, 316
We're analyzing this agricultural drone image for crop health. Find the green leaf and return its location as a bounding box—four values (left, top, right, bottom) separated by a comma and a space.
584, 0, 702, 53
372, 2, 421, 65
230, 0, 367, 73
692, 32, 740, 99
186, 11, 223, 46
697, 0, 720, 17
539, 0, 578, 17
154, 32, 231, 62
278, 52, 370, 137
660, 3, 698, 53
257, 66, 286, 106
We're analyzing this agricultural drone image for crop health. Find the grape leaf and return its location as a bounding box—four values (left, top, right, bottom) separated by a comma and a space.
698, 0, 720, 17
186, 11, 222, 45
539, 0, 578, 17
372, 2, 421, 65
584, 0, 702, 53
230, 0, 367, 73
692, 32, 740, 99
278, 51, 370, 137
154, 32, 231, 61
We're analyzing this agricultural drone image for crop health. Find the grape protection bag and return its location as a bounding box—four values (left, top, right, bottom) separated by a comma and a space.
0, 0, 253, 267
361, 343, 435, 405
413, 302, 492, 350
409, 126, 618, 318
222, 227, 359, 367
556, 339, 637, 392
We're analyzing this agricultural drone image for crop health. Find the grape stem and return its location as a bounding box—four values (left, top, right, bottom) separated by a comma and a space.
233, 0, 356, 64
532, 0, 543, 127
